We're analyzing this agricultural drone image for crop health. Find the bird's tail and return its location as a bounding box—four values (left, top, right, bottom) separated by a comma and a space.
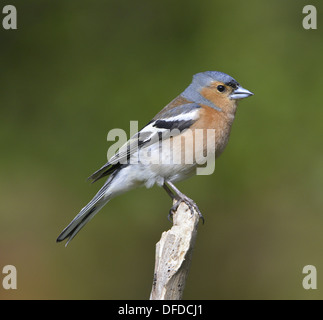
56, 175, 115, 246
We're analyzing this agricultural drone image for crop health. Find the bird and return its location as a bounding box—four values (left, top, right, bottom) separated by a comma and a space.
57, 71, 254, 246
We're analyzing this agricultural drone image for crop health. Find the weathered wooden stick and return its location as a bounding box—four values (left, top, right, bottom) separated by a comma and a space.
150, 201, 200, 300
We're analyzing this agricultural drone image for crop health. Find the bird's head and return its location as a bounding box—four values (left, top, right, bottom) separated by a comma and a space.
182, 71, 254, 112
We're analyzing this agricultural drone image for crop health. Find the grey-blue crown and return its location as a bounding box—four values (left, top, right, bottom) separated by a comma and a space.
197, 71, 239, 88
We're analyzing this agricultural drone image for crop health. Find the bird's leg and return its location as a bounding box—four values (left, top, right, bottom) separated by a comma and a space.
163, 181, 205, 224
162, 182, 177, 200
162, 183, 178, 222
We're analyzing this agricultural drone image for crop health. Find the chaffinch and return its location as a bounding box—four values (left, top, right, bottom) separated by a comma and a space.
57, 71, 254, 245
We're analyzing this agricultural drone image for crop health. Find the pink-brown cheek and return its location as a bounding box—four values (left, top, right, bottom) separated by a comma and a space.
199, 87, 229, 109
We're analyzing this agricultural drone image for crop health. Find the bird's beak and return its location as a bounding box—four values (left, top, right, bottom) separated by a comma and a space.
230, 86, 254, 100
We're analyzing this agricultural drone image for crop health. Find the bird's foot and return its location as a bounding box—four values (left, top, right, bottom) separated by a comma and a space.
168, 194, 205, 224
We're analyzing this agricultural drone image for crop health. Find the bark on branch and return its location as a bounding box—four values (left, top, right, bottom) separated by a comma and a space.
150, 201, 200, 300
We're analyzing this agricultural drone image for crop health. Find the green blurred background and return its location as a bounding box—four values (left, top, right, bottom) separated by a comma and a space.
0, 0, 322, 299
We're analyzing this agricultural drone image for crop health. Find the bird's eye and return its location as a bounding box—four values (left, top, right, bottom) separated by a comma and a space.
217, 85, 226, 93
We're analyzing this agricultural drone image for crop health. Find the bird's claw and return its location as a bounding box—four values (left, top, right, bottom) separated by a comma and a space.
168, 196, 205, 224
